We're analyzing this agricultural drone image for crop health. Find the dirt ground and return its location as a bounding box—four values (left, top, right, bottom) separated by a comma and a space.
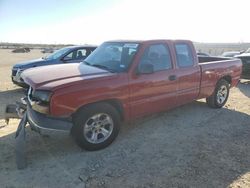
0, 49, 249, 188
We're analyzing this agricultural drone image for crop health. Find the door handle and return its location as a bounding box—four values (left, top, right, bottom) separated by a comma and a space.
169, 75, 177, 81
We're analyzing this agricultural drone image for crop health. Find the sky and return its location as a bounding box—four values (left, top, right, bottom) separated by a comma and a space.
0, 0, 250, 45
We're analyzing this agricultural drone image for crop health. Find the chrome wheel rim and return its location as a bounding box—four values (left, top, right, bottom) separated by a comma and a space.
83, 113, 114, 144
216, 85, 228, 104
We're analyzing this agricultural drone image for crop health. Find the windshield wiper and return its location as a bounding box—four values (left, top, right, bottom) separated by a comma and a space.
90, 64, 115, 73
83, 61, 115, 73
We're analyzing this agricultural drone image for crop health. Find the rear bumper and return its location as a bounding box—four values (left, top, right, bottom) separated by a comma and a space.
27, 105, 73, 132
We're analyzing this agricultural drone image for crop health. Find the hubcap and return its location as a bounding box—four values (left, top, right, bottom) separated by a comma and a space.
216, 85, 228, 104
83, 113, 114, 144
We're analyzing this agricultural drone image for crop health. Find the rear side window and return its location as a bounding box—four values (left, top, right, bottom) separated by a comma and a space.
175, 44, 194, 67
139, 44, 172, 71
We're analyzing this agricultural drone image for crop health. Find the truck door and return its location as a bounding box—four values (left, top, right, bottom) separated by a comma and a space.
129, 42, 178, 119
174, 42, 201, 105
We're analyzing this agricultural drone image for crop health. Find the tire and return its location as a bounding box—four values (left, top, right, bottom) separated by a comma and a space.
72, 103, 121, 151
206, 79, 230, 108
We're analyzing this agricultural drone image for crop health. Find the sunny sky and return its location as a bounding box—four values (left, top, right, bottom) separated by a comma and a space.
0, 0, 250, 45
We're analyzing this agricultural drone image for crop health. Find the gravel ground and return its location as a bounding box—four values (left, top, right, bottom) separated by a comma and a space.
0, 49, 249, 188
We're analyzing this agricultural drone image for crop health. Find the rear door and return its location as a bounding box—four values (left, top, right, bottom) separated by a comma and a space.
174, 42, 201, 105
129, 42, 178, 118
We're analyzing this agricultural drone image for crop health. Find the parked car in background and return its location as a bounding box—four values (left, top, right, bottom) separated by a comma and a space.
12, 45, 97, 87
235, 48, 250, 79
197, 52, 210, 57
221, 51, 241, 57
12, 48, 30, 53
17, 39, 241, 151
41, 48, 54, 53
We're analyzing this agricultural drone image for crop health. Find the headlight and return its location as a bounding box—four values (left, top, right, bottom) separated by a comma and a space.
32, 90, 52, 103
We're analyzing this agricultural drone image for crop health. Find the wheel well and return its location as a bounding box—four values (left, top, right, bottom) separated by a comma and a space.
221, 75, 231, 84
105, 99, 124, 121
74, 99, 125, 121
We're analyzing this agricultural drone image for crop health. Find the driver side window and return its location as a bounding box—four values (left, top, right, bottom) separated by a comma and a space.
64, 49, 87, 60
139, 44, 172, 72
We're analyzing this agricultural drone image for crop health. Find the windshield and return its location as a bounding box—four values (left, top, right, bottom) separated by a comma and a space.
83, 42, 139, 72
45, 47, 70, 60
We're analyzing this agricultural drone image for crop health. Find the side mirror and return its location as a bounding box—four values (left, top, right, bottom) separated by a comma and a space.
62, 56, 72, 62
137, 63, 154, 74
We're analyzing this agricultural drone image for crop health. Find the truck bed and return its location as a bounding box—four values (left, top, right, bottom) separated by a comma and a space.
197, 56, 242, 99
198, 56, 231, 64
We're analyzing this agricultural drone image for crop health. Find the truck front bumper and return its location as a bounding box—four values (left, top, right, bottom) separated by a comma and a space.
27, 105, 73, 133
5, 100, 73, 133
5, 99, 73, 169
27, 105, 72, 133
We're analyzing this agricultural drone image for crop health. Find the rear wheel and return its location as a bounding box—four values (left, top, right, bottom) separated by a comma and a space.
72, 103, 120, 151
206, 79, 230, 108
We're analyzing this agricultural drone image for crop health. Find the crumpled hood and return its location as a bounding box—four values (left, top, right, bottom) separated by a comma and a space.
13, 58, 46, 69
21, 63, 114, 90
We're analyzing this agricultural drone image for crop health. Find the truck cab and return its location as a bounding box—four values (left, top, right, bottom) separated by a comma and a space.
16, 40, 241, 151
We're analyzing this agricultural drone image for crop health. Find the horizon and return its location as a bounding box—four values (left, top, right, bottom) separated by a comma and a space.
1, 0, 250, 44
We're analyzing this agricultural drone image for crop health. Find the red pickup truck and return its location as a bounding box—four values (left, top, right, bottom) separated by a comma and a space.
20, 40, 242, 151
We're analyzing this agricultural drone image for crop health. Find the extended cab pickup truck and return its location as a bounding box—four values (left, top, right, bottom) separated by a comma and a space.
19, 40, 242, 151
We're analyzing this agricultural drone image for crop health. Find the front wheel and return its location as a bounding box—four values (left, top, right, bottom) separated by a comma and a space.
206, 79, 230, 108
72, 103, 121, 151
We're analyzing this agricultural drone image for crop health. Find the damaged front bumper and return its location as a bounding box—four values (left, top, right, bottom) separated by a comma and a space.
5, 98, 73, 133
4, 98, 73, 169
5, 99, 27, 124
27, 105, 73, 133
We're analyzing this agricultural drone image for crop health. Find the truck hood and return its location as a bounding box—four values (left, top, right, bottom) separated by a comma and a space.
22, 63, 113, 90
